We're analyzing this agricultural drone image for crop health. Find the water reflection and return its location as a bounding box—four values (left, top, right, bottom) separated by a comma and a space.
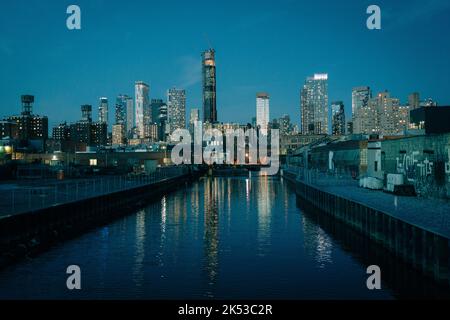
203, 178, 219, 297
1, 177, 448, 299
256, 177, 272, 256
302, 215, 333, 269
132, 210, 146, 288
297, 199, 450, 299
97, 227, 110, 288
158, 196, 167, 267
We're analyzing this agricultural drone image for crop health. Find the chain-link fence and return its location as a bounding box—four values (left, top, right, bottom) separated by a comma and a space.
0, 166, 188, 218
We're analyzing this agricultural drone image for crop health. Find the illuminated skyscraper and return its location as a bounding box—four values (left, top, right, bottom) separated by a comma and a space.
202, 49, 217, 123
352, 86, 371, 133
115, 95, 127, 125
331, 101, 346, 136
151, 99, 166, 126
256, 93, 270, 135
301, 74, 328, 135
99, 97, 109, 125
112, 124, 125, 145
135, 81, 150, 139
158, 103, 168, 141
167, 88, 186, 135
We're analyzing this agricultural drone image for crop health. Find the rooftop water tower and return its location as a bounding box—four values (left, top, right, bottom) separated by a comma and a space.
81, 104, 92, 122
21, 95, 34, 116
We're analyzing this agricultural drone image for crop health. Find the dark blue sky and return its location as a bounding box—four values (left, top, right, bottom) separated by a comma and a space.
1, 0, 450, 129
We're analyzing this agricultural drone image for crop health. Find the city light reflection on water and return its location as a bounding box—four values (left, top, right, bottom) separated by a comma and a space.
0, 177, 446, 299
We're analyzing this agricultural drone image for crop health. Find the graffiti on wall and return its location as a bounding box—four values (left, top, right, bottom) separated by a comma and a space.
396, 148, 450, 184
396, 151, 433, 181
446, 149, 450, 182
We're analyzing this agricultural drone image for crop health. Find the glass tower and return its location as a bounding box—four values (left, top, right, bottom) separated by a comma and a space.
301, 74, 329, 135
135, 81, 150, 139
99, 97, 109, 125
202, 49, 217, 123
331, 101, 346, 136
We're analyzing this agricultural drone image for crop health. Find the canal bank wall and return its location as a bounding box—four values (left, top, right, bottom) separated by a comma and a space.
282, 170, 450, 286
0, 172, 197, 269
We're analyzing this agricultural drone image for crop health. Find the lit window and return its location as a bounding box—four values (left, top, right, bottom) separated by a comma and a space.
89, 159, 98, 166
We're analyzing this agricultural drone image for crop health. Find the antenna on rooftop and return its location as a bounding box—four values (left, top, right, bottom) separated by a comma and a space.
203, 33, 213, 49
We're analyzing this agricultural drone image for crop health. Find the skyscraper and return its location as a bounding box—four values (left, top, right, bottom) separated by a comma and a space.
151, 99, 166, 126
112, 124, 125, 145
81, 104, 92, 122
115, 95, 127, 125
256, 93, 270, 135
408, 92, 420, 110
202, 49, 217, 123
189, 108, 200, 135
352, 86, 372, 134
135, 81, 150, 139
331, 101, 346, 136
99, 97, 109, 125
125, 95, 134, 136
167, 88, 186, 135
301, 74, 329, 135
158, 103, 168, 142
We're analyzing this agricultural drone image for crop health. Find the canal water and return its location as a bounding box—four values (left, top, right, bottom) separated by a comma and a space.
0, 177, 447, 299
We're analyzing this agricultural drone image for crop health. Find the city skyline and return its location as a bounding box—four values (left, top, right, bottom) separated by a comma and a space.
2, 0, 450, 129
2, 0, 450, 305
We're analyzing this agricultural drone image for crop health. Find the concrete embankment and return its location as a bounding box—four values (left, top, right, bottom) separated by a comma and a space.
282, 171, 450, 286
0, 173, 197, 269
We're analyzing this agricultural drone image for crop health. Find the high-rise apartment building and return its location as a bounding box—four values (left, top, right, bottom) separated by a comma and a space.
158, 103, 168, 142
125, 96, 134, 136
167, 88, 186, 135
99, 97, 109, 125
135, 81, 150, 139
151, 99, 166, 125
301, 74, 328, 135
112, 124, 125, 146
352, 86, 371, 134
256, 93, 270, 136
331, 101, 346, 136
354, 91, 408, 135
115, 95, 127, 125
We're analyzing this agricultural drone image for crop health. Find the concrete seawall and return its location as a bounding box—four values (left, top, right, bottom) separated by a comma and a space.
0, 173, 195, 269
282, 171, 450, 286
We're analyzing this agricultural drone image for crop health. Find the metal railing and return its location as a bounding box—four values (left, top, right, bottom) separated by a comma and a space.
0, 166, 189, 217
284, 165, 358, 187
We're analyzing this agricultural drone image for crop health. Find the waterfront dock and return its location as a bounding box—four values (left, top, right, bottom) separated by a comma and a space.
283, 168, 450, 285
0, 166, 198, 268
0, 167, 189, 218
